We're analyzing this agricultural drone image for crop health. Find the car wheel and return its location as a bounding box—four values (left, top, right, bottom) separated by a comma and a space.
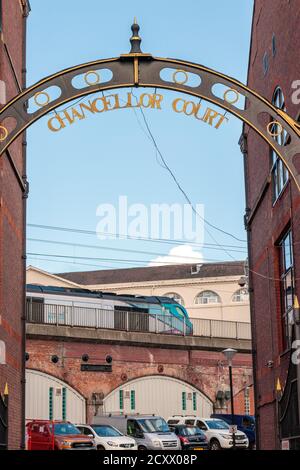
97, 445, 106, 450
210, 439, 222, 450
138, 445, 147, 450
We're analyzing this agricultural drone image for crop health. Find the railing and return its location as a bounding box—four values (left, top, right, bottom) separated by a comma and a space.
26, 302, 251, 340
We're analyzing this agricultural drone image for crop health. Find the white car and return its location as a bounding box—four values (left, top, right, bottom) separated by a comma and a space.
76, 424, 137, 450
167, 416, 248, 450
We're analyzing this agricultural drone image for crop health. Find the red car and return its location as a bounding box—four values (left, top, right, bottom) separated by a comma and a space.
26, 420, 96, 450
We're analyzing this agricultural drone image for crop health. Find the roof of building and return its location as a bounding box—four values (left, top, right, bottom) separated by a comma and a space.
57, 261, 245, 286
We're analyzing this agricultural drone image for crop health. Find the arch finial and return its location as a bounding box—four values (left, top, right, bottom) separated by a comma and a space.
130, 18, 142, 53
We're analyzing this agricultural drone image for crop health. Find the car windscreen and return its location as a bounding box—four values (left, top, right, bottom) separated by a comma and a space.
181, 426, 203, 436
92, 425, 122, 437
138, 418, 170, 433
205, 420, 229, 430
53, 423, 81, 435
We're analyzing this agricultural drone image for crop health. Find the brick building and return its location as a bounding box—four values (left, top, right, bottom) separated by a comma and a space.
242, 0, 300, 450
0, 0, 30, 449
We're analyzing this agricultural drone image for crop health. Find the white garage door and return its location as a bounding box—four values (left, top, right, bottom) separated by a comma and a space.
26, 369, 86, 424
103, 376, 213, 419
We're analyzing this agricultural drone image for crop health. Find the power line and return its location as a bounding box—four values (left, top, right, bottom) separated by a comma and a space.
27, 223, 247, 252
27, 256, 117, 270
129, 91, 239, 262
130, 89, 246, 246
27, 252, 237, 266
27, 236, 247, 257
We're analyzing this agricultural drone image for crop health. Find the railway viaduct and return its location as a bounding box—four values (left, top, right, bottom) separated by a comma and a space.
25, 323, 252, 423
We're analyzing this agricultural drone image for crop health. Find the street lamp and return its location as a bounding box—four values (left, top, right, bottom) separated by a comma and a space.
222, 348, 237, 449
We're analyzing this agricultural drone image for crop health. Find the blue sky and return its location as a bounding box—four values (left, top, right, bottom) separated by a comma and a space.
26, 0, 254, 273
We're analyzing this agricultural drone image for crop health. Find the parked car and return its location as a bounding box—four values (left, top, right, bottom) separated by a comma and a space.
167, 416, 248, 450
93, 415, 181, 450
211, 414, 256, 449
168, 424, 208, 451
76, 423, 137, 450
26, 420, 96, 450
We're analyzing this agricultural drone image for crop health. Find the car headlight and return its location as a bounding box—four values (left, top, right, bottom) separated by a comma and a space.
61, 440, 73, 448
153, 440, 161, 448
107, 441, 118, 447
220, 434, 232, 439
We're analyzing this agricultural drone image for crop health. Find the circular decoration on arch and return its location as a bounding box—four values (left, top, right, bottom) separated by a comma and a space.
0, 125, 8, 142
172, 69, 189, 85
84, 70, 101, 86
223, 88, 239, 104
34, 91, 51, 107
267, 120, 283, 137
121, 373, 128, 381
158, 365, 164, 373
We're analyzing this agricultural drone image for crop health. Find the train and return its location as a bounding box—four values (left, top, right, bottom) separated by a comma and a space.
26, 284, 193, 335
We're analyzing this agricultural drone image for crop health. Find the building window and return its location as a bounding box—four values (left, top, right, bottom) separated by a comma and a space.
49, 387, 53, 420
263, 52, 269, 75
0, 340, 5, 365
232, 288, 249, 303
182, 392, 187, 411
62, 388, 67, 420
271, 87, 289, 202
279, 230, 294, 348
164, 292, 184, 306
130, 390, 135, 411
119, 390, 124, 410
195, 291, 221, 305
244, 387, 250, 415
272, 34, 276, 57
192, 392, 197, 411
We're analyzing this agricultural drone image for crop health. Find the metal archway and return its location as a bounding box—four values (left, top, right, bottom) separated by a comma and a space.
1, 22, 300, 188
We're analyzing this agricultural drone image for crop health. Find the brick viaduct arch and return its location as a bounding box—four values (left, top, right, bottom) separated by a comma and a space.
26, 335, 253, 423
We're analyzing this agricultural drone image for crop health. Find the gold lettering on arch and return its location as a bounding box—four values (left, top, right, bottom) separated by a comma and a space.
47, 91, 229, 133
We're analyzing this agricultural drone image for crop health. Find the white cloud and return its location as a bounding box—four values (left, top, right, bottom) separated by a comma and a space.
148, 244, 203, 267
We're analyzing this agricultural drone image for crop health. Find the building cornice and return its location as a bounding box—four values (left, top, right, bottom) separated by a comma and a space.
85, 275, 242, 291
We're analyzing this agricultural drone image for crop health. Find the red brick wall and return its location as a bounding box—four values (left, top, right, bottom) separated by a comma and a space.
26, 338, 253, 423
0, 0, 27, 449
245, 0, 300, 450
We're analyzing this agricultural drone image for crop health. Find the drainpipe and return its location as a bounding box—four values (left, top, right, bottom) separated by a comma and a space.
20, 1, 30, 450
239, 132, 260, 449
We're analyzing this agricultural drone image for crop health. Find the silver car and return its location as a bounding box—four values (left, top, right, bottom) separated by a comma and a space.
93, 415, 181, 450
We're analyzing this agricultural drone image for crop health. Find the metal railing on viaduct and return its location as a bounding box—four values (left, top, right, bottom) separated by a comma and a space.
26, 302, 251, 341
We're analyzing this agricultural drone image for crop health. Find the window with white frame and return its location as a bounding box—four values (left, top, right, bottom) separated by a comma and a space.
195, 291, 221, 305
271, 87, 289, 202
164, 292, 184, 306
244, 387, 251, 415
279, 229, 294, 349
232, 288, 249, 303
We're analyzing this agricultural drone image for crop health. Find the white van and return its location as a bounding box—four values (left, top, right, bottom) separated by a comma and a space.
167, 415, 248, 450
93, 415, 181, 450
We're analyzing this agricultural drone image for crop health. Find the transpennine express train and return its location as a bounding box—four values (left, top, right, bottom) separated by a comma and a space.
26, 284, 193, 335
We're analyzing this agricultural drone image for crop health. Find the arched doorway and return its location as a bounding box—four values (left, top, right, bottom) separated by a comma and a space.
103, 375, 213, 419
25, 369, 86, 423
